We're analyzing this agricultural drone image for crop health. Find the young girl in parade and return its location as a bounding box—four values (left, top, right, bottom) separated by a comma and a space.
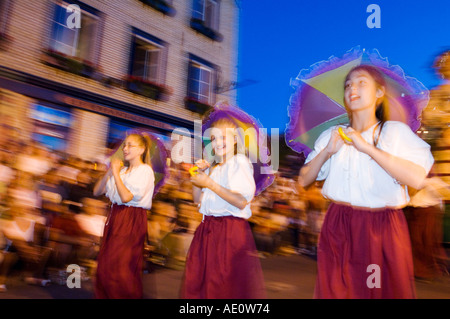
299, 65, 434, 299
180, 104, 269, 299
93, 132, 155, 299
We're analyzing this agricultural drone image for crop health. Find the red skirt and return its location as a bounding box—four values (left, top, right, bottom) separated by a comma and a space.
314, 203, 416, 299
180, 215, 266, 299
95, 204, 148, 299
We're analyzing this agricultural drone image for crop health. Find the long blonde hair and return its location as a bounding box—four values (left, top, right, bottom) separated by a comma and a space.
125, 133, 152, 166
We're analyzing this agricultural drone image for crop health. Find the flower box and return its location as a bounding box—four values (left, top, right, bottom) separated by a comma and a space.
190, 18, 223, 42
139, 0, 176, 17
184, 97, 213, 115
126, 76, 172, 101
41, 49, 96, 78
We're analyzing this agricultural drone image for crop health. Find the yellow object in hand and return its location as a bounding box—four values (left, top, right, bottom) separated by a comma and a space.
189, 166, 199, 176
338, 127, 352, 143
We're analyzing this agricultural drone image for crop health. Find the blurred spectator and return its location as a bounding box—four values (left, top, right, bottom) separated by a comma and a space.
73, 197, 107, 274
404, 176, 450, 281
37, 169, 68, 225
57, 156, 81, 185
47, 203, 93, 270
15, 142, 51, 178
74, 197, 107, 242
66, 169, 94, 214
287, 198, 307, 253
1, 187, 51, 286
0, 151, 15, 205
0, 219, 18, 292
251, 207, 282, 255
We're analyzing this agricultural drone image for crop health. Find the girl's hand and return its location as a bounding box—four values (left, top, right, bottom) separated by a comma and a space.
325, 128, 344, 156
190, 171, 212, 189
194, 159, 210, 172
343, 127, 371, 154
110, 157, 123, 175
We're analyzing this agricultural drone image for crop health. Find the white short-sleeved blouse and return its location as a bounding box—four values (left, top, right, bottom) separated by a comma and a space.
199, 154, 256, 219
106, 164, 155, 209
305, 121, 434, 208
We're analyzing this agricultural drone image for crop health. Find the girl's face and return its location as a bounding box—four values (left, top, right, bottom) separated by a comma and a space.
210, 121, 236, 161
344, 69, 385, 114
122, 135, 144, 162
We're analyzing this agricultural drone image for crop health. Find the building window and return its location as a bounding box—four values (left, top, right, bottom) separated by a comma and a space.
190, 0, 222, 41
185, 55, 216, 114
138, 0, 176, 17
126, 28, 171, 101
41, 1, 101, 78
0, 0, 13, 50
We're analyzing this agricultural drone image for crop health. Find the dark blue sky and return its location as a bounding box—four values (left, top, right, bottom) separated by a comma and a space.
236, 0, 450, 132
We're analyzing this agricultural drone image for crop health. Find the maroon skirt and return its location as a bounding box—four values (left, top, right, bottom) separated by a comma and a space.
180, 215, 266, 299
314, 203, 416, 299
95, 204, 148, 299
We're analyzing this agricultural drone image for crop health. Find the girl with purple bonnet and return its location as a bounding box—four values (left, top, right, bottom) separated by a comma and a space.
93, 132, 155, 299
299, 65, 434, 299
180, 104, 273, 299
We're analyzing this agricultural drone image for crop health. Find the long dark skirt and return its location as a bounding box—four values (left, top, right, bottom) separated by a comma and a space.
314, 203, 416, 299
180, 215, 266, 299
95, 204, 147, 299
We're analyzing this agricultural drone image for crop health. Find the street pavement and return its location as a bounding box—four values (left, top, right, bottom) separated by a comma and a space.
0, 253, 449, 300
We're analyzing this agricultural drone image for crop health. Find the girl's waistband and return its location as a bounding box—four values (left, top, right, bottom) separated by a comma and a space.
329, 201, 404, 212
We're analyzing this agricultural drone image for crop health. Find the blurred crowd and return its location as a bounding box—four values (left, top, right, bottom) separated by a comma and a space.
0, 121, 328, 292
0, 125, 110, 291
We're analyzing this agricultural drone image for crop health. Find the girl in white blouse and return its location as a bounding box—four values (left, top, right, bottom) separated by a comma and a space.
300, 65, 434, 299
93, 133, 155, 299
180, 117, 266, 299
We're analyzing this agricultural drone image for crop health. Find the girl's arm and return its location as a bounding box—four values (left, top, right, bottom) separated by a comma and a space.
192, 185, 203, 205
346, 128, 428, 189
299, 129, 343, 188
111, 170, 134, 204
93, 169, 111, 197
207, 178, 248, 210
191, 159, 210, 205
190, 171, 248, 210
110, 158, 134, 203
299, 148, 331, 188
364, 146, 427, 189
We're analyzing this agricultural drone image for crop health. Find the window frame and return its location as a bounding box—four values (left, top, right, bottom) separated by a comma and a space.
190, 0, 222, 41
0, 0, 13, 49
185, 54, 217, 113
138, 0, 176, 17
0, 0, 12, 35
130, 34, 166, 85
48, 1, 101, 64
126, 27, 170, 100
